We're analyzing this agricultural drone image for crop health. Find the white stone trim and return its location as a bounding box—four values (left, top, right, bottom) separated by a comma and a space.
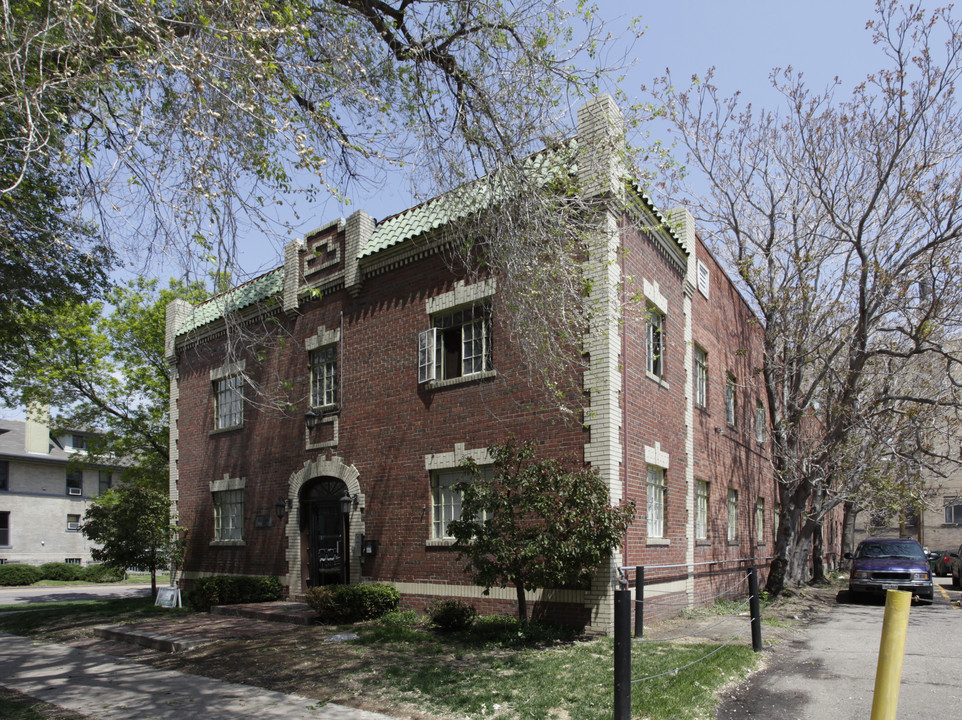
425, 278, 497, 315
643, 278, 668, 315
210, 360, 245, 381
209, 474, 246, 493
305, 414, 339, 450
424, 443, 493, 470
644, 442, 670, 469
305, 326, 341, 351
389, 581, 586, 605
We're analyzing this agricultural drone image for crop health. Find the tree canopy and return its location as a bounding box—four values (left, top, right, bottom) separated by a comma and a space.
647, 0, 962, 593
448, 441, 634, 622
82, 481, 185, 597
2, 0, 622, 277
4, 277, 212, 488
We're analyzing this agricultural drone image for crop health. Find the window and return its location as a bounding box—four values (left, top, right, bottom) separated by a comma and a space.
694, 347, 708, 408
756, 498, 765, 543
725, 374, 737, 426
697, 259, 710, 298
213, 489, 244, 541
695, 480, 709, 540
727, 489, 738, 542
66, 514, 81, 531
66, 470, 83, 496
647, 465, 666, 538
213, 374, 244, 429
755, 400, 767, 442
65, 558, 81, 565
0, 460, 7, 491
0, 512, 8, 546
98, 472, 112, 495
310, 345, 338, 408
646, 306, 665, 377
71, 434, 86, 450
419, 304, 492, 383
945, 498, 962, 524
774, 503, 780, 536
431, 467, 492, 539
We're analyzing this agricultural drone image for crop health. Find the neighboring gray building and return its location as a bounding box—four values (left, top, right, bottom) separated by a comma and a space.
0, 413, 116, 566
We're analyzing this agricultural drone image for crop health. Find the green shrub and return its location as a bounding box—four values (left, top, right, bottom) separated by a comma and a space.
427, 598, 477, 631
38, 562, 86, 581
0, 564, 42, 586
84, 564, 125, 583
188, 575, 283, 611
305, 583, 400, 623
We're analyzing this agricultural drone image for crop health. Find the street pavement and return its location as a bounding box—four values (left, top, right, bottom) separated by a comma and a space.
0, 583, 153, 605
0, 631, 399, 720
716, 580, 962, 719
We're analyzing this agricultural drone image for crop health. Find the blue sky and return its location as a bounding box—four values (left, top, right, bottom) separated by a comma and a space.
232, 1, 886, 274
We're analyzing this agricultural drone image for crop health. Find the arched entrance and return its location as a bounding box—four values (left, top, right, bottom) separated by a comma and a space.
283, 455, 363, 597
301, 478, 349, 587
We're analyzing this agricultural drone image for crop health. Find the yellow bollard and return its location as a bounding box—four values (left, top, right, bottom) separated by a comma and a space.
869, 589, 912, 720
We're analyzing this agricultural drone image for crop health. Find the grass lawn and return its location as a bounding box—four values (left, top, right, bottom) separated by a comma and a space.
0, 599, 762, 720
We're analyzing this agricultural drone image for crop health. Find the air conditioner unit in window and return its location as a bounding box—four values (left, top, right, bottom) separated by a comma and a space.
67, 522, 80, 531
68, 487, 82, 496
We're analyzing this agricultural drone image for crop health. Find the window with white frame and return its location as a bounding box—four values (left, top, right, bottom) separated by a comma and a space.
0, 511, 9, 546
755, 399, 767, 442
310, 345, 338, 408
725, 374, 737, 426
945, 497, 962, 524
66, 469, 82, 496
756, 498, 765, 543
695, 480, 709, 540
697, 259, 710, 298
65, 558, 81, 565
213, 489, 244, 541
419, 304, 492, 383
213, 374, 244, 429
431, 466, 492, 539
694, 346, 708, 408
66, 514, 81, 531
647, 465, 666, 538
646, 306, 665, 377
727, 489, 738, 542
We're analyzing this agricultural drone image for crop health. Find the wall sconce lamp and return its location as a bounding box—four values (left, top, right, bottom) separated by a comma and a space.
275, 498, 293, 518
305, 409, 320, 429
339, 493, 359, 515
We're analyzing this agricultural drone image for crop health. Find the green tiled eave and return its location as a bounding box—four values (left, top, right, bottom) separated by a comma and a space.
361, 142, 577, 259
176, 268, 284, 336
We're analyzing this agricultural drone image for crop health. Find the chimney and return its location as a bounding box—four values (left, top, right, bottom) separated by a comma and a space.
25, 404, 50, 454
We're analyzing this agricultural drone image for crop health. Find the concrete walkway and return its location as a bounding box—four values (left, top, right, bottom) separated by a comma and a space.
0, 631, 398, 720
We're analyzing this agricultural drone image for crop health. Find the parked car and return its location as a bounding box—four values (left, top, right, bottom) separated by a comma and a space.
952, 544, 962, 588
931, 550, 957, 577
846, 538, 934, 603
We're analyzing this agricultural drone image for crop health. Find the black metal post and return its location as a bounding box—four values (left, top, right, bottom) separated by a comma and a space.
614, 589, 632, 720
634, 566, 644, 638
748, 566, 762, 653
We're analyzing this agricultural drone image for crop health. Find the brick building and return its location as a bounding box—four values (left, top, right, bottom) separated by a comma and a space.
166, 96, 791, 630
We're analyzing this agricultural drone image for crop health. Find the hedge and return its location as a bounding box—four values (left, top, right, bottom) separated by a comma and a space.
305, 583, 400, 623
188, 575, 283, 611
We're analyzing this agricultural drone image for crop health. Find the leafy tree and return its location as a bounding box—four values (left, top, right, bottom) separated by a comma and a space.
82, 482, 186, 598
646, 1, 962, 594
448, 441, 634, 623
4, 277, 211, 488
2, 0, 622, 278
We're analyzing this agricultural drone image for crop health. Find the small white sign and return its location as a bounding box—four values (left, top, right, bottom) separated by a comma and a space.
155, 587, 182, 608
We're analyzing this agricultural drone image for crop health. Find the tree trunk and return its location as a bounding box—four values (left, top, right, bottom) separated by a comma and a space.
840, 501, 858, 572
811, 522, 826, 584
766, 502, 816, 596
515, 580, 527, 624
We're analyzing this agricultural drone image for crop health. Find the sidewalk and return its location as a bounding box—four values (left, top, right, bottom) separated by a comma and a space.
0, 631, 399, 720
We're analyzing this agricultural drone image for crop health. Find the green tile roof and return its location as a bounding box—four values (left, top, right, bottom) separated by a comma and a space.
173, 142, 685, 338
177, 268, 284, 336
361, 143, 574, 258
